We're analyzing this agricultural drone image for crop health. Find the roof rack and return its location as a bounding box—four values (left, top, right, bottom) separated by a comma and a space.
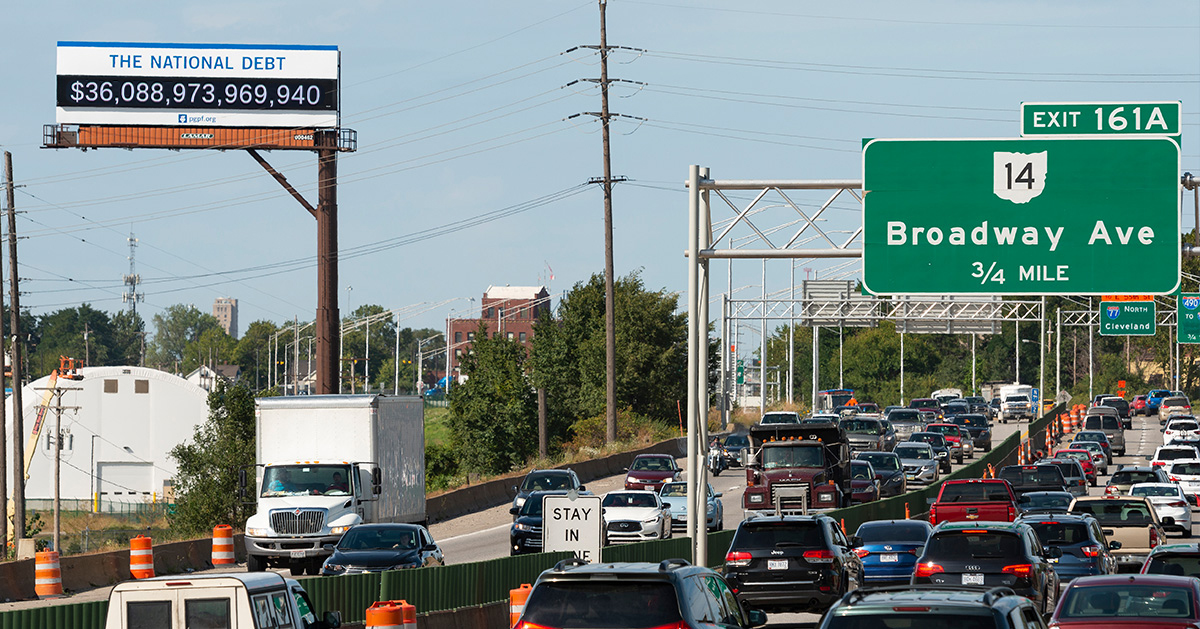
840, 584, 1016, 606
658, 558, 691, 572
553, 557, 588, 572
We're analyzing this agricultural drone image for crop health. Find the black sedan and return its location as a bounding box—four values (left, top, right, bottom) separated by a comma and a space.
854, 451, 907, 498
320, 523, 444, 575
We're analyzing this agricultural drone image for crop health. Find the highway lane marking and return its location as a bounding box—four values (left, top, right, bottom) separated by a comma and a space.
439, 522, 511, 543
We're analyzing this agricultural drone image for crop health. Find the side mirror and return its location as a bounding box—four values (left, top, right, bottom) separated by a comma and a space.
321, 610, 342, 629
238, 468, 247, 499
1045, 546, 1063, 559
746, 609, 768, 628
1102, 529, 1115, 536
623, 467, 629, 472
372, 467, 382, 495
714, 492, 723, 498
423, 543, 438, 552
322, 543, 335, 552
512, 485, 518, 493
578, 485, 586, 492
509, 507, 519, 515
1109, 541, 1122, 550
849, 535, 863, 548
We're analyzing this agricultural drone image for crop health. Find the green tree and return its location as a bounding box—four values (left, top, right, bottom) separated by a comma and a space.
109, 310, 147, 366
234, 320, 280, 391
184, 326, 237, 373
530, 271, 687, 447
449, 323, 538, 475
168, 381, 257, 534
28, 305, 113, 374
148, 304, 221, 371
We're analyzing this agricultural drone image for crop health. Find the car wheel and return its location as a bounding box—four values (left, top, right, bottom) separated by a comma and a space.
1184, 527, 1193, 539
247, 554, 268, 572
290, 564, 306, 577
955, 454, 963, 464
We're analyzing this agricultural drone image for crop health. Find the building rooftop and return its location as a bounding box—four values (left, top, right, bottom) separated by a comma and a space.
484, 285, 548, 300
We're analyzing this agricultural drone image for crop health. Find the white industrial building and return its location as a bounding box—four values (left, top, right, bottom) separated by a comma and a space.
4, 366, 209, 511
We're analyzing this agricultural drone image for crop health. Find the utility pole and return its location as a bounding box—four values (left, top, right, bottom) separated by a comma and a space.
598, 0, 618, 443
40, 358, 82, 555
6, 151, 25, 542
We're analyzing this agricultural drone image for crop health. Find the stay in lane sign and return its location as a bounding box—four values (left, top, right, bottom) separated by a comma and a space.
542, 494, 603, 563
1180, 294, 1200, 344
862, 137, 1180, 295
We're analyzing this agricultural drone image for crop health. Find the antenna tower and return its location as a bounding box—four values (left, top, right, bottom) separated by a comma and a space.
122, 231, 144, 313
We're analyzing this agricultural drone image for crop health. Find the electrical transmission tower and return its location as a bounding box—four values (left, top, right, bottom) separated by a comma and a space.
122, 231, 144, 313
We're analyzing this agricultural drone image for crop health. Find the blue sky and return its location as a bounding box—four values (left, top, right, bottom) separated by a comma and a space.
2, 1, 1197, 342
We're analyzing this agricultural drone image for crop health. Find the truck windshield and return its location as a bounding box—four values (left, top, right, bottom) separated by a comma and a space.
840, 420, 881, 435
1005, 396, 1029, 403
762, 445, 823, 469
261, 464, 352, 497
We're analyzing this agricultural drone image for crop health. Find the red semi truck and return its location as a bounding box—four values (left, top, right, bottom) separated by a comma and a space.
741, 422, 851, 514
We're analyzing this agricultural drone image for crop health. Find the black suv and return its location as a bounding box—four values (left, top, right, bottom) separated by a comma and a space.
819, 585, 1047, 629
949, 414, 993, 452
913, 521, 1061, 616
1016, 513, 1119, 581
723, 514, 864, 614
910, 431, 954, 472
509, 490, 569, 555
511, 469, 584, 516
514, 558, 767, 629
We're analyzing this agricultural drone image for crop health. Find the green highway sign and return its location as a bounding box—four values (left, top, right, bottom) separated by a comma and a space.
1099, 300, 1156, 336
862, 137, 1180, 295
1180, 294, 1200, 344
1022, 102, 1180, 137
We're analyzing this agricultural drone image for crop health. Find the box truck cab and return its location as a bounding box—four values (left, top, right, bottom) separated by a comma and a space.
998, 383, 1034, 422
243, 395, 425, 575
103, 573, 341, 629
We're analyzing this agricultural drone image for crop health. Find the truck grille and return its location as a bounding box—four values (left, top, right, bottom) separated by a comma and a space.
770, 481, 810, 505
270, 508, 326, 534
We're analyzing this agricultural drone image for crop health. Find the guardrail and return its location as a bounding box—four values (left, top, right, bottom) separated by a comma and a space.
0, 405, 1062, 627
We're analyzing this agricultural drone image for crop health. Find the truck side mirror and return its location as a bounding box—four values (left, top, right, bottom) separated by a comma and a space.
372, 467, 382, 495
238, 468, 247, 499
321, 610, 342, 629
740, 450, 750, 467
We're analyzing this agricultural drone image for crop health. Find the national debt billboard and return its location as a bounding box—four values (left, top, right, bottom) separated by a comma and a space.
55, 41, 339, 128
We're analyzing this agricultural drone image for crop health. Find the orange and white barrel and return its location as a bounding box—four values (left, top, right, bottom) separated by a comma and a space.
366, 600, 417, 628
35, 550, 63, 598
130, 535, 155, 579
212, 525, 235, 566
510, 584, 533, 628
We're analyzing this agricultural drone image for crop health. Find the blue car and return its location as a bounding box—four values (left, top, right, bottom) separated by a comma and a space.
1017, 513, 1118, 581
851, 519, 933, 585
1147, 389, 1173, 414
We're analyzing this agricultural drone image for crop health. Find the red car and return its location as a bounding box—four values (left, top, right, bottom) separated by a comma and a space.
1132, 394, 1148, 416
849, 460, 880, 505
1055, 449, 1098, 485
1050, 573, 1200, 629
623, 454, 680, 491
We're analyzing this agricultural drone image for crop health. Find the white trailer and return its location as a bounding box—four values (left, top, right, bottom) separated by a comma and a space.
243, 394, 425, 575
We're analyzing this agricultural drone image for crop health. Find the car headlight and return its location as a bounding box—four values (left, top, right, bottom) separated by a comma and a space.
247, 527, 269, 537
643, 516, 661, 524
513, 522, 533, 532
817, 492, 834, 503
323, 563, 345, 573
749, 494, 765, 504
706, 504, 716, 514
330, 525, 352, 535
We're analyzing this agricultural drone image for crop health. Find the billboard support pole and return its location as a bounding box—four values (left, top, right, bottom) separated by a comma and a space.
316, 131, 340, 395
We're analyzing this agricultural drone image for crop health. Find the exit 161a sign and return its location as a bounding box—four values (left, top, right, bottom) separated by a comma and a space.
862, 137, 1180, 295
1022, 102, 1180, 138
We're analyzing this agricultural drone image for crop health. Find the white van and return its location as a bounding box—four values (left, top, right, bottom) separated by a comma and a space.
104, 573, 341, 629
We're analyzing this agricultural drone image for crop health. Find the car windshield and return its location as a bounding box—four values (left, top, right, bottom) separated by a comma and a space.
1005, 395, 1028, 403
631, 457, 673, 472
1058, 451, 1091, 464
938, 483, 1011, 502
1044, 461, 1082, 478
825, 612, 996, 629
923, 532, 1023, 560
1157, 449, 1198, 461
999, 467, 1064, 485
1168, 422, 1200, 431
889, 410, 921, 422
260, 464, 352, 497
1170, 462, 1200, 476
841, 420, 881, 435
1058, 584, 1193, 619
895, 446, 932, 460
762, 444, 824, 469
1146, 554, 1200, 578
338, 527, 419, 551
910, 399, 938, 409
952, 415, 987, 427
603, 493, 657, 509
1111, 471, 1160, 485
1132, 485, 1181, 498
1028, 522, 1089, 545
858, 454, 900, 472
1071, 500, 1155, 525
733, 521, 824, 548
851, 462, 874, 480
724, 435, 748, 448
521, 581, 683, 629
1165, 397, 1190, 406
911, 434, 946, 446
1076, 432, 1108, 443
855, 522, 930, 544
926, 425, 957, 436
519, 494, 561, 517
520, 473, 573, 492
761, 413, 799, 424
1019, 493, 1072, 511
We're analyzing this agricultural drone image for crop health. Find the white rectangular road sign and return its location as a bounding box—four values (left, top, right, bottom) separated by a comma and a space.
542, 494, 603, 564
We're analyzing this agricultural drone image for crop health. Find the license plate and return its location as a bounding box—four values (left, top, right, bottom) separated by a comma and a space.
290, 550, 307, 559
962, 573, 984, 585
880, 554, 899, 563
768, 559, 788, 570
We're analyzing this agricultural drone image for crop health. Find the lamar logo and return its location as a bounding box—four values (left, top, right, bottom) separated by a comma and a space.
1185, 297, 1200, 310
1106, 306, 1121, 320
180, 133, 215, 140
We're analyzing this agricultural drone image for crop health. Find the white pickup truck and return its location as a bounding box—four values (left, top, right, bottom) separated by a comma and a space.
104, 573, 341, 629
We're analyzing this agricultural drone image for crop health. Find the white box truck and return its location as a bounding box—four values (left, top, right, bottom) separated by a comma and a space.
242, 394, 425, 575
998, 383, 1034, 422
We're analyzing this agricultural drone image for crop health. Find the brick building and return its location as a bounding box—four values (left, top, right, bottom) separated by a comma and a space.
447, 285, 551, 379
212, 297, 238, 338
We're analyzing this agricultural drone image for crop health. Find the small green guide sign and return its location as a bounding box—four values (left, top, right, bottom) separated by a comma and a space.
1099, 300, 1156, 336
1180, 294, 1200, 344
1022, 102, 1181, 137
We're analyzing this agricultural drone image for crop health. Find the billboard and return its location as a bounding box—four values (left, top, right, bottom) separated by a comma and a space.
56, 42, 338, 128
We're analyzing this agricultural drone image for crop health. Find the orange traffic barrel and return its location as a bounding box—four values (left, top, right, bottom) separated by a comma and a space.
130, 535, 155, 579
35, 550, 63, 598
904, 503, 911, 519
366, 600, 416, 628
510, 584, 533, 628
212, 525, 235, 566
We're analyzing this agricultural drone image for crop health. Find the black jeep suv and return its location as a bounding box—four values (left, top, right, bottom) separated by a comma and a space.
723, 514, 864, 614
820, 585, 1046, 629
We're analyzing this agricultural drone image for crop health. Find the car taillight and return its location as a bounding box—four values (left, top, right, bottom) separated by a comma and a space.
1078, 479, 1086, 486
1105, 485, 1119, 495
804, 550, 836, 563
1007, 503, 1016, 521
1153, 461, 1166, 466
1080, 545, 1101, 557
1167, 500, 1188, 508
1150, 527, 1160, 548
914, 562, 943, 577
854, 548, 870, 558
893, 607, 931, 612
726, 551, 752, 567
1002, 564, 1033, 577
929, 505, 938, 525
1170, 476, 1180, 482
